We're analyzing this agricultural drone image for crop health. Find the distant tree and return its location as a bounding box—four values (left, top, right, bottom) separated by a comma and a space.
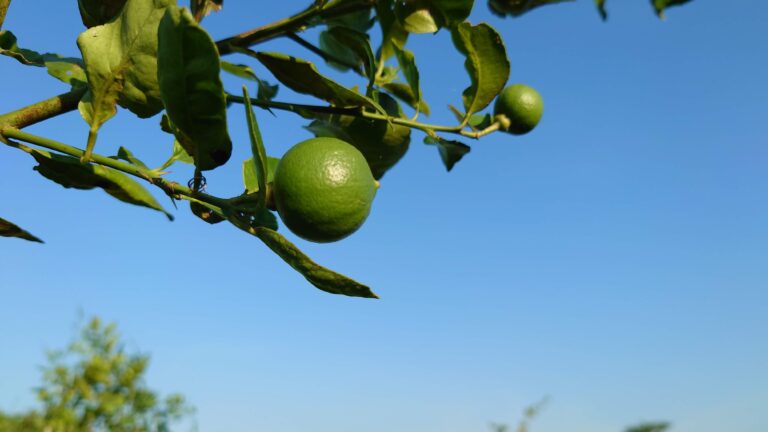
0, 317, 192, 432
0, 411, 44, 432
490, 399, 671, 432
625, 422, 671, 432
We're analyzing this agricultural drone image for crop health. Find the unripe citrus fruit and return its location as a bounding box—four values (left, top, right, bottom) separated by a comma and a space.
494, 84, 544, 135
307, 93, 410, 180
272, 137, 377, 243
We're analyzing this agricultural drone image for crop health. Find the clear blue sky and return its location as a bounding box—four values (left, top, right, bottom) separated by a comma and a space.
1, 1, 767, 431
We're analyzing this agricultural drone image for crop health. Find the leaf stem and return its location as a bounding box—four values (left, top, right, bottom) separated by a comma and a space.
215, 0, 375, 55
0, 127, 231, 210
0, 86, 86, 129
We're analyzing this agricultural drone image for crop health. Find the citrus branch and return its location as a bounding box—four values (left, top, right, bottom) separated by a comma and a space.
0, 127, 232, 210
215, 0, 375, 55
0, 86, 86, 129
225, 95, 503, 140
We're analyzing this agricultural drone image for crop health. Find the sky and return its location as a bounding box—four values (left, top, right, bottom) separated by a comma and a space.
1, 1, 767, 432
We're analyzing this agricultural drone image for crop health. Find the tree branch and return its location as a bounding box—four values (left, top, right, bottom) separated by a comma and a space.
215, 0, 375, 56
226, 95, 503, 139
0, 86, 86, 129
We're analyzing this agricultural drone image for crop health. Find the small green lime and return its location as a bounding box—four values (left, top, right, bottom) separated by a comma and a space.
272, 137, 377, 243
494, 84, 544, 135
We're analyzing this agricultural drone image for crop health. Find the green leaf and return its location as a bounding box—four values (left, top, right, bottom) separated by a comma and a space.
220, 61, 279, 100
306, 92, 410, 180
327, 27, 377, 91
0, 30, 45, 65
77, 0, 171, 128
374, 65, 399, 86
652, 0, 693, 18
468, 112, 493, 129
248, 208, 278, 231
430, 0, 475, 27
488, 0, 574, 17
190, 0, 223, 20
190, 201, 225, 224
253, 227, 378, 298
242, 86, 268, 211
395, 0, 473, 32
29, 149, 173, 220
0, 217, 43, 243
0, 0, 9, 31
320, 26, 377, 87
255, 52, 384, 113
77, 0, 127, 27
0, 31, 87, 87
595, 0, 608, 19
375, 1, 409, 62
319, 30, 362, 73
319, 1, 374, 32
114, 147, 148, 169
395, 2, 438, 34
157, 140, 194, 171
450, 22, 510, 118
158, 5, 232, 171
391, 43, 425, 115
382, 82, 431, 115
243, 156, 279, 193
43, 55, 88, 87
424, 135, 470, 171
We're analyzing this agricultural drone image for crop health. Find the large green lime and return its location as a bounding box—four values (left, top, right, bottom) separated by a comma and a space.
273, 137, 377, 243
306, 93, 411, 180
494, 84, 544, 135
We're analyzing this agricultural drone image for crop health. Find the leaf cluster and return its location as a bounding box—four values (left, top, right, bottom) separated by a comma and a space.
0, 0, 694, 298
0, 317, 191, 432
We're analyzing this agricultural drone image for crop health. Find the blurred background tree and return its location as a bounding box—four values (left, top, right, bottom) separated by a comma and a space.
0, 317, 192, 432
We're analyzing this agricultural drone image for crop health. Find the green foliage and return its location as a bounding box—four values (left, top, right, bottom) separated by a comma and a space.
158, 4, 231, 171
306, 92, 411, 179
0, 216, 43, 243
29, 148, 173, 220
255, 51, 384, 113
77, 0, 128, 27
451, 22, 510, 120
0, 30, 86, 87
625, 422, 671, 432
0, 0, 694, 297
0, 317, 191, 432
488, 0, 694, 19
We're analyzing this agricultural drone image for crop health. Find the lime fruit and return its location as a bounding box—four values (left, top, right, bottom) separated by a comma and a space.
307, 93, 411, 180
494, 84, 544, 135
272, 137, 378, 243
